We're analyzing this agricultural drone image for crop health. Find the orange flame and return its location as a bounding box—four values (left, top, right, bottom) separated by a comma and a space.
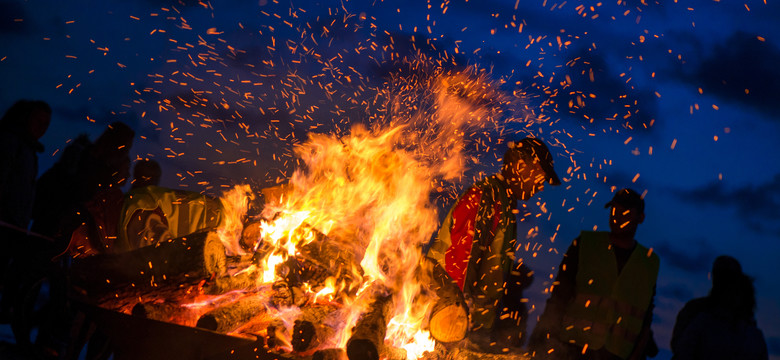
217, 184, 254, 256
214, 66, 525, 358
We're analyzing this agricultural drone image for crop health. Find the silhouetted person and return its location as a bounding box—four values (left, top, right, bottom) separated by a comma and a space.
529, 188, 659, 360
32, 119, 133, 244
64, 121, 135, 257
428, 137, 560, 353
32, 134, 91, 241
83, 122, 134, 191
33, 122, 134, 359
0, 100, 51, 229
130, 158, 161, 189
671, 255, 768, 360
18, 121, 133, 358
0, 100, 51, 322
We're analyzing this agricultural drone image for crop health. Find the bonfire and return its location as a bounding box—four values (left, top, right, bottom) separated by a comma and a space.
70, 66, 535, 360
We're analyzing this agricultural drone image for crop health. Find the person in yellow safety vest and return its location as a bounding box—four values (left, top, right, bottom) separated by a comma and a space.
116, 159, 224, 252
529, 188, 660, 360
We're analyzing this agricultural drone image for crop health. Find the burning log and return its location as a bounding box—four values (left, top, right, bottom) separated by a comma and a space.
383, 346, 408, 360
211, 267, 259, 294
422, 256, 469, 343
291, 304, 340, 352
313, 348, 347, 360
419, 342, 448, 360
271, 224, 362, 292
195, 295, 266, 334
271, 280, 306, 308
266, 318, 291, 350
70, 230, 227, 297
346, 293, 393, 360
131, 301, 193, 324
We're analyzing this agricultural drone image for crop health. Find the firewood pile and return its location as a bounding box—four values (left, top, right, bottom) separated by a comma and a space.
68, 227, 529, 360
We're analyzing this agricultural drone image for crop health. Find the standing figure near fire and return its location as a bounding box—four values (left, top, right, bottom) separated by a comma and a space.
670, 255, 768, 360
427, 137, 561, 352
0, 100, 51, 322
57, 121, 135, 257
0, 100, 51, 230
529, 188, 659, 360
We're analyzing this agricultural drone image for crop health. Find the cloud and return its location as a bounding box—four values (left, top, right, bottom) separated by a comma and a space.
687, 31, 780, 119
674, 174, 780, 237
660, 283, 697, 306
653, 236, 716, 274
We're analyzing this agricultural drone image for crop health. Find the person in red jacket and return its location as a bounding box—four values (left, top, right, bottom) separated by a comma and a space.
427, 137, 560, 352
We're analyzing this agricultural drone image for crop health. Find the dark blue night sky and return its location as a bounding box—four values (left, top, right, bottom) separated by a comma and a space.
2, 1, 779, 358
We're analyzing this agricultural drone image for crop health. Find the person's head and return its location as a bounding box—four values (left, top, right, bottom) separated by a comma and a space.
1, 100, 52, 140
605, 188, 645, 238
501, 137, 560, 201
711, 255, 742, 287
709, 255, 756, 317
132, 159, 162, 189
94, 121, 135, 156
93, 121, 135, 186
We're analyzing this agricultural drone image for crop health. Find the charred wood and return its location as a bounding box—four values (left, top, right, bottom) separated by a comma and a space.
291, 304, 339, 352
210, 269, 258, 294
131, 301, 193, 324
278, 225, 363, 292
270, 281, 306, 308
70, 230, 226, 298
266, 318, 291, 350
195, 295, 266, 334
313, 348, 346, 360
346, 293, 393, 360
383, 346, 408, 360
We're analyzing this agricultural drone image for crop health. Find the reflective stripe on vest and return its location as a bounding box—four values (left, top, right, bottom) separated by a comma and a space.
559, 231, 659, 359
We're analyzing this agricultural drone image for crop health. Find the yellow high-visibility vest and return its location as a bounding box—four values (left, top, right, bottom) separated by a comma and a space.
560, 231, 659, 359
